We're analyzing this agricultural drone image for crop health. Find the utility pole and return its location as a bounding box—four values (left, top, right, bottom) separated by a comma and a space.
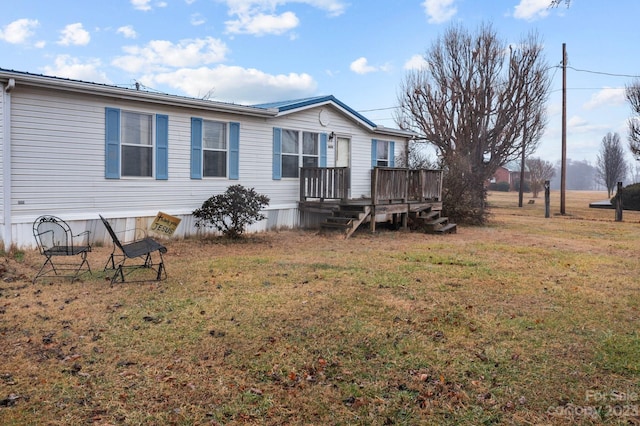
561, 43, 567, 215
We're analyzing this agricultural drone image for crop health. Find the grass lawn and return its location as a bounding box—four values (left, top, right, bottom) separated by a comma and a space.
1, 190, 639, 425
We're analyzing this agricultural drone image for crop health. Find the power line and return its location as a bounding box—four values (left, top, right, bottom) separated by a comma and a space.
358, 64, 637, 116
566, 66, 640, 79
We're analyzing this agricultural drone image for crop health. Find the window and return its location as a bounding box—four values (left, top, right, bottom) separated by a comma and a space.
105, 108, 168, 180
121, 111, 153, 177
281, 130, 319, 178
272, 128, 327, 180
371, 139, 395, 168
282, 129, 299, 178
190, 118, 240, 180
376, 140, 390, 167
203, 120, 227, 177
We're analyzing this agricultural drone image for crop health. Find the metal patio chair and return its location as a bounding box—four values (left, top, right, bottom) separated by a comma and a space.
99, 215, 167, 284
32, 215, 91, 283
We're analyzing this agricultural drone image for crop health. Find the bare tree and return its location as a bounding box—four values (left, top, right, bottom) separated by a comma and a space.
396, 23, 551, 224
626, 79, 640, 158
395, 142, 436, 169
549, 0, 571, 6
526, 157, 555, 198
596, 132, 628, 197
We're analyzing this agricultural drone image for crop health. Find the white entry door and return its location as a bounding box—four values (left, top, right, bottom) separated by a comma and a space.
335, 137, 351, 198
336, 137, 350, 168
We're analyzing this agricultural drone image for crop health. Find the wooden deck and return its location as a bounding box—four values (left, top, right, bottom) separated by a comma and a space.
299, 167, 450, 236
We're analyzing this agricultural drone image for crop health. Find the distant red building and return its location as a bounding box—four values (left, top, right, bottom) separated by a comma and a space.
488, 166, 530, 191
490, 166, 512, 187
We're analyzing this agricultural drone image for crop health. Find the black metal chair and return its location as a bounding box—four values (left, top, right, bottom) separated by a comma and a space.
32, 215, 91, 283
99, 215, 167, 284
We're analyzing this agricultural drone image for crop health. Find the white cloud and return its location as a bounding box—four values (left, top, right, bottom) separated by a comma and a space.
404, 54, 429, 70
513, 0, 550, 21
58, 23, 90, 46
222, 0, 347, 35
131, 0, 152, 11
42, 55, 111, 84
112, 37, 229, 73
567, 115, 610, 135
117, 25, 138, 39
190, 13, 206, 26
349, 57, 391, 75
0, 18, 39, 44
226, 11, 299, 36
422, 0, 457, 24
130, 0, 167, 10
143, 65, 317, 104
583, 87, 626, 110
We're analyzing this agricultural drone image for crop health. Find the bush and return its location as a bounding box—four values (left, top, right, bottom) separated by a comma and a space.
193, 185, 270, 239
611, 183, 640, 211
514, 179, 531, 193
489, 181, 511, 192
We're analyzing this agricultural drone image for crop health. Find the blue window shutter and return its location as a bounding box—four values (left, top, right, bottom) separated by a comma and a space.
105, 107, 120, 179
156, 114, 169, 180
320, 133, 327, 167
229, 122, 240, 180
190, 118, 203, 179
389, 141, 395, 167
272, 127, 282, 180
371, 139, 378, 168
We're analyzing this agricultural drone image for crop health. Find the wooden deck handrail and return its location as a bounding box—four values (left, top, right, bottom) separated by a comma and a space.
299, 167, 350, 201
299, 166, 442, 203
372, 167, 443, 204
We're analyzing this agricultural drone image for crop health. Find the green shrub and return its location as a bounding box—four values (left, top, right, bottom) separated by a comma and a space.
611, 183, 640, 211
489, 181, 511, 192
193, 185, 270, 239
514, 179, 531, 193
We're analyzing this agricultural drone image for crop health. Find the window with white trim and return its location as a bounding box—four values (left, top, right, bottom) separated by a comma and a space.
203, 120, 227, 177
376, 140, 390, 167
282, 129, 319, 178
121, 111, 153, 177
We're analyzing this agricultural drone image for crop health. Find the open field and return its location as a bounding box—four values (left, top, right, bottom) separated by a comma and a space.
1, 190, 639, 425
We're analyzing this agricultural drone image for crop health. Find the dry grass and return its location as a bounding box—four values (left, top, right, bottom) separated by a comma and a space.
1, 190, 639, 425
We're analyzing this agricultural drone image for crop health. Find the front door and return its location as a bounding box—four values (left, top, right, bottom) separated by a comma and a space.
335, 137, 351, 198
336, 137, 350, 168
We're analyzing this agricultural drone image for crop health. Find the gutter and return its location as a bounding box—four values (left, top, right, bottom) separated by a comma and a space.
372, 125, 419, 139
2, 78, 14, 251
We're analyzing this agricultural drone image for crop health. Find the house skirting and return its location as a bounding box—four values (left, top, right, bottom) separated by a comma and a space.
5, 205, 312, 250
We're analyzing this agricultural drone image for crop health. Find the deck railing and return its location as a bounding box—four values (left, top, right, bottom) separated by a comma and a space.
299, 167, 350, 201
372, 167, 443, 204
300, 166, 443, 204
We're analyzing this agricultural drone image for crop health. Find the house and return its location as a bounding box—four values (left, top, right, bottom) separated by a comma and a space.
1, 69, 444, 250
489, 166, 512, 187
488, 166, 530, 191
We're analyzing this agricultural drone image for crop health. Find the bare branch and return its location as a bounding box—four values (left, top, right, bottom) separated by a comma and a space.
626, 79, 640, 157
396, 23, 551, 223
526, 157, 555, 197
596, 132, 628, 197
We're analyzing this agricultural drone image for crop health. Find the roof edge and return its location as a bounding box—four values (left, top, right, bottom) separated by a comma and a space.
0, 68, 277, 118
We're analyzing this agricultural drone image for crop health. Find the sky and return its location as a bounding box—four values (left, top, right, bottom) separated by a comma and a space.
1, 0, 640, 167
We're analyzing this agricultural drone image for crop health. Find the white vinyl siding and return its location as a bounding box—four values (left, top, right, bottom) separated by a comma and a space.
0, 89, 4, 232
4, 82, 407, 248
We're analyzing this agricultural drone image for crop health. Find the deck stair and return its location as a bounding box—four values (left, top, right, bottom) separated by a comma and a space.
320, 204, 371, 239
411, 206, 457, 234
